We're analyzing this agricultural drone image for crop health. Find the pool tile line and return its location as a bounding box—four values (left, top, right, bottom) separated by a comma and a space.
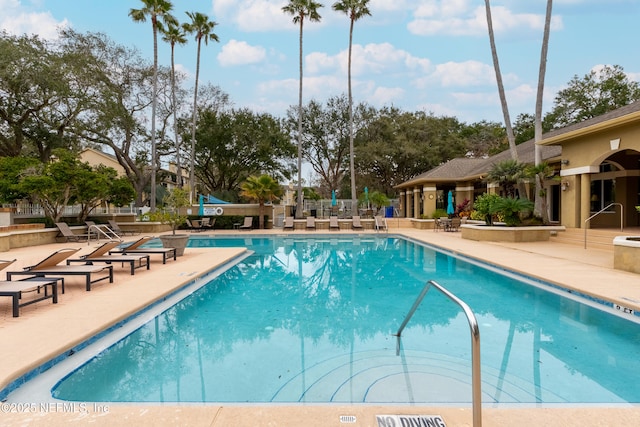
0, 250, 253, 401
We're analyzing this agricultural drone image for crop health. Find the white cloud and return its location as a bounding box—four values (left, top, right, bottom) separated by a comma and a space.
450, 83, 536, 117
431, 60, 500, 87
408, 3, 563, 37
306, 43, 431, 77
369, 86, 405, 106
416, 102, 460, 118
214, 0, 329, 32
368, 0, 413, 13
257, 75, 345, 103
0, 0, 67, 39
218, 39, 267, 66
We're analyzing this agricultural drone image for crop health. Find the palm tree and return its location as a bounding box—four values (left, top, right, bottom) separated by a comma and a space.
129, 0, 177, 212
282, 0, 323, 219
240, 175, 283, 229
183, 11, 219, 202
486, 159, 526, 198
534, 0, 553, 217
332, 0, 370, 215
484, 0, 518, 162
161, 22, 187, 188
527, 162, 555, 224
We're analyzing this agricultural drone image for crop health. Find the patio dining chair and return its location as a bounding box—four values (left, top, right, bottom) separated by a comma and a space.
186, 219, 203, 232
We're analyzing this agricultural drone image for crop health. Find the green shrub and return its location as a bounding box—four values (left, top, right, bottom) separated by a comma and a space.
492, 197, 534, 226
469, 210, 484, 221
473, 193, 502, 224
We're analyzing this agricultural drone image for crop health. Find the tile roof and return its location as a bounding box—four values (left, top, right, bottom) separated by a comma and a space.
398, 139, 561, 188
542, 100, 640, 141
397, 100, 640, 188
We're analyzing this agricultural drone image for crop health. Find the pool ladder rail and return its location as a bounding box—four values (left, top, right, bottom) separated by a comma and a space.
87, 224, 121, 244
394, 280, 482, 427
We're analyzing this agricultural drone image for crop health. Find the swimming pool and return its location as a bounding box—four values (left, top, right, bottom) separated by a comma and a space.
7, 235, 640, 405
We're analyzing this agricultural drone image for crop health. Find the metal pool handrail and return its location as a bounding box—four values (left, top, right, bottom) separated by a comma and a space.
394, 280, 482, 427
87, 224, 120, 244
584, 202, 623, 249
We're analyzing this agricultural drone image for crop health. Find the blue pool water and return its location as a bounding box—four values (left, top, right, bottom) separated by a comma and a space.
22, 236, 640, 404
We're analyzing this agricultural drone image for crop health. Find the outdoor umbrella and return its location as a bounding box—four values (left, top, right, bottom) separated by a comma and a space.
198, 194, 204, 216
331, 190, 337, 206
364, 187, 369, 208
447, 190, 455, 216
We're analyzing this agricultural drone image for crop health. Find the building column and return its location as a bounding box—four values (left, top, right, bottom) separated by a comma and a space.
413, 188, 421, 219
423, 185, 436, 218
580, 173, 591, 229
455, 185, 474, 212
399, 191, 405, 218
406, 190, 413, 218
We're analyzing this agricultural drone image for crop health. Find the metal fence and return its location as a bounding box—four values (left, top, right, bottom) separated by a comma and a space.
4, 203, 138, 217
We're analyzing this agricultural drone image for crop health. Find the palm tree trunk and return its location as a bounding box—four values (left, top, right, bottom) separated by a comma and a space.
348, 17, 357, 214
151, 20, 158, 212
535, 1, 552, 165
534, 0, 553, 219
170, 43, 182, 187
484, 0, 518, 162
296, 18, 304, 219
189, 38, 202, 203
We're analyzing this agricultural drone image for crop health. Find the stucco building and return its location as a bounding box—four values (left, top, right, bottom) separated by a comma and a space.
396, 101, 640, 229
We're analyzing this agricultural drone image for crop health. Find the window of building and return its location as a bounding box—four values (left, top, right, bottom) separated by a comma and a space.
590, 178, 616, 212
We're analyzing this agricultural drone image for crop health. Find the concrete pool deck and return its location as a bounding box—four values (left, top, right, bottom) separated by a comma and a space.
1, 227, 639, 426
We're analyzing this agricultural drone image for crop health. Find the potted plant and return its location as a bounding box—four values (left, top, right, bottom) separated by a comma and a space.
158, 187, 190, 256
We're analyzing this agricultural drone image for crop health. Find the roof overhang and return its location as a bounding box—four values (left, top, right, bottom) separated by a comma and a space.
540, 110, 640, 146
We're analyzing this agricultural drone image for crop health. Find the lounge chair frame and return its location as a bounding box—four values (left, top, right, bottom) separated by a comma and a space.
6, 248, 113, 291
374, 215, 388, 232
0, 277, 60, 317
329, 216, 340, 231
351, 216, 364, 230
108, 236, 177, 264
108, 220, 139, 236
66, 241, 150, 275
306, 216, 316, 230
55, 222, 90, 242
283, 217, 294, 231
238, 217, 253, 231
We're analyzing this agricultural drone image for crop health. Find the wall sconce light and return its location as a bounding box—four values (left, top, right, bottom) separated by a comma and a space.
561, 180, 570, 191
561, 159, 570, 166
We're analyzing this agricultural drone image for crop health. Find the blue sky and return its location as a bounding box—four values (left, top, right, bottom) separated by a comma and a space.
2, 0, 640, 124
